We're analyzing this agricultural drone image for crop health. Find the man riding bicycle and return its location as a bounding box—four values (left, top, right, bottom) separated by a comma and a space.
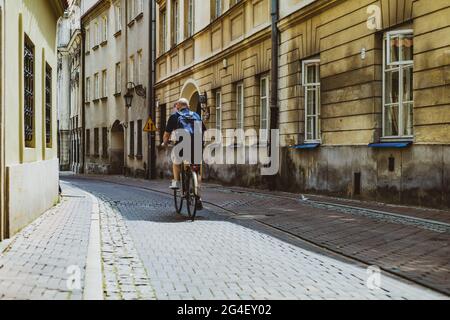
161, 98, 206, 210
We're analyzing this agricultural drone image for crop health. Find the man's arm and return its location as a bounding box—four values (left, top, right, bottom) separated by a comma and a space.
162, 132, 171, 145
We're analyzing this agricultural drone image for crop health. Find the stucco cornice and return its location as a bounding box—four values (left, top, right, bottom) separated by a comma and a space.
277, 0, 344, 32
51, 0, 69, 17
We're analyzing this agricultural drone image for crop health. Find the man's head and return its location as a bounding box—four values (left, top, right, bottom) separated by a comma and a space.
174, 98, 190, 111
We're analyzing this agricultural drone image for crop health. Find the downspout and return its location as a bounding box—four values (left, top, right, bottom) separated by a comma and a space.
148, 0, 156, 180
269, 0, 279, 190
81, 21, 86, 174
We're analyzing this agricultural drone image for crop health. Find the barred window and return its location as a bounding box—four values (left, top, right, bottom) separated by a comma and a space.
45, 63, 52, 147
24, 35, 35, 147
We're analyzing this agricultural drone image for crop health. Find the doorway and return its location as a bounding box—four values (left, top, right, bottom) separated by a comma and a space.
110, 120, 125, 174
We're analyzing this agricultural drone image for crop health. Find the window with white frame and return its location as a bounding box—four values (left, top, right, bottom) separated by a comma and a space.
383, 30, 414, 138
86, 77, 91, 101
215, 91, 222, 132
186, 0, 195, 38
94, 21, 99, 46
137, 50, 143, 84
260, 76, 270, 134
129, 55, 135, 83
115, 63, 121, 94
128, 0, 135, 22
115, 3, 122, 32
236, 83, 244, 130
160, 8, 167, 54
94, 73, 99, 99
172, 0, 179, 46
85, 27, 90, 51
102, 16, 108, 42
102, 70, 107, 98
302, 59, 321, 142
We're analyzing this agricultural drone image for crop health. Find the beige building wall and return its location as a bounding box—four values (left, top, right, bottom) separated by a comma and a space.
83, 0, 150, 177
0, 0, 65, 239
154, 0, 450, 208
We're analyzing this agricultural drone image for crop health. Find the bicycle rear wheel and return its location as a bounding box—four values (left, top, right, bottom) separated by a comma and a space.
174, 188, 183, 214
186, 172, 198, 221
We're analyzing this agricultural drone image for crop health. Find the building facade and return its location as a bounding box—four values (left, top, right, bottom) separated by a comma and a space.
0, 0, 67, 240
58, 0, 83, 173
154, 0, 450, 208
82, 0, 150, 178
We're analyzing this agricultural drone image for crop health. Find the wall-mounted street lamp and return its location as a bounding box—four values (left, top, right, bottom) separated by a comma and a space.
124, 82, 147, 108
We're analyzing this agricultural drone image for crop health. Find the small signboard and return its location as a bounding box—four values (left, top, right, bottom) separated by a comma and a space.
143, 117, 157, 132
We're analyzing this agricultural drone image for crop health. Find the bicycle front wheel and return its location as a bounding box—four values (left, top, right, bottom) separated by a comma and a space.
186, 172, 198, 221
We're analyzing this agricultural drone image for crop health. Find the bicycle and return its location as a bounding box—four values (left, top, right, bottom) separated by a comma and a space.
174, 161, 201, 221
162, 142, 201, 221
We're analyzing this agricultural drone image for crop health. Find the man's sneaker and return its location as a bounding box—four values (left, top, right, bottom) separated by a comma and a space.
196, 199, 204, 211
170, 180, 180, 190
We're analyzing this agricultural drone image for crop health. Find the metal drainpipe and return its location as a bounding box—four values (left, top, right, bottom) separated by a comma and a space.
81, 22, 86, 174
269, 0, 279, 190
148, 0, 157, 180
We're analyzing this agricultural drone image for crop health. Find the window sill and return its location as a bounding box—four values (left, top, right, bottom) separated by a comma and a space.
92, 45, 99, 51
84, 101, 91, 105
290, 143, 321, 150
85, 51, 90, 56
100, 40, 108, 47
101, 96, 108, 101
93, 98, 100, 103
114, 30, 122, 38
127, 20, 135, 28
114, 92, 121, 97
135, 12, 144, 21
128, 154, 135, 159
136, 154, 143, 160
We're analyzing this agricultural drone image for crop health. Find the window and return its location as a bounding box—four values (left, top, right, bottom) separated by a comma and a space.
129, 55, 135, 83
102, 70, 107, 98
236, 83, 244, 130
302, 60, 321, 142
24, 35, 35, 147
86, 129, 91, 156
94, 128, 100, 156
115, 63, 121, 94
94, 73, 100, 99
94, 21, 99, 46
137, 50, 143, 84
129, 121, 135, 156
260, 76, 270, 133
102, 127, 108, 158
135, 0, 144, 15
215, 91, 222, 132
159, 104, 167, 141
185, 0, 195, 38
45, 64, 52, 147
85, 27, 90, 51
115, 4, 122, 32
383, 30, 414, 138
137, 120, 143, 157
211, 0, 222, 20
171, 0, 179, 46
160, 8, 167, 54
128, 0, 135, 23
86, 77, 91, 101
102, 16, 108, 42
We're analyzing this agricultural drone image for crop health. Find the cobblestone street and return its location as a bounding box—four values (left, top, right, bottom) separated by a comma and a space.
1, 175, 447, 300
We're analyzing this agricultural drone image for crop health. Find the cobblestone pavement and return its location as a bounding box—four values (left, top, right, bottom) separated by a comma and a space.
66, 176, 446, 300
74, 175, 450, 296
0, 182, 92, 300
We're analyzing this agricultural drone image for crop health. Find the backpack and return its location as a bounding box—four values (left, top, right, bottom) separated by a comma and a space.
177, 109, 202, 135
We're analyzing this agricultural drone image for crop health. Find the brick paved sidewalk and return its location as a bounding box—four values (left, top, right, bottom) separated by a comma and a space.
0, 182, 92, 300
79, 175, 450, 296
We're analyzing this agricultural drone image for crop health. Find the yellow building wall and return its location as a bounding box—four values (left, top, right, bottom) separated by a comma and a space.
2, 0, 61, 237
